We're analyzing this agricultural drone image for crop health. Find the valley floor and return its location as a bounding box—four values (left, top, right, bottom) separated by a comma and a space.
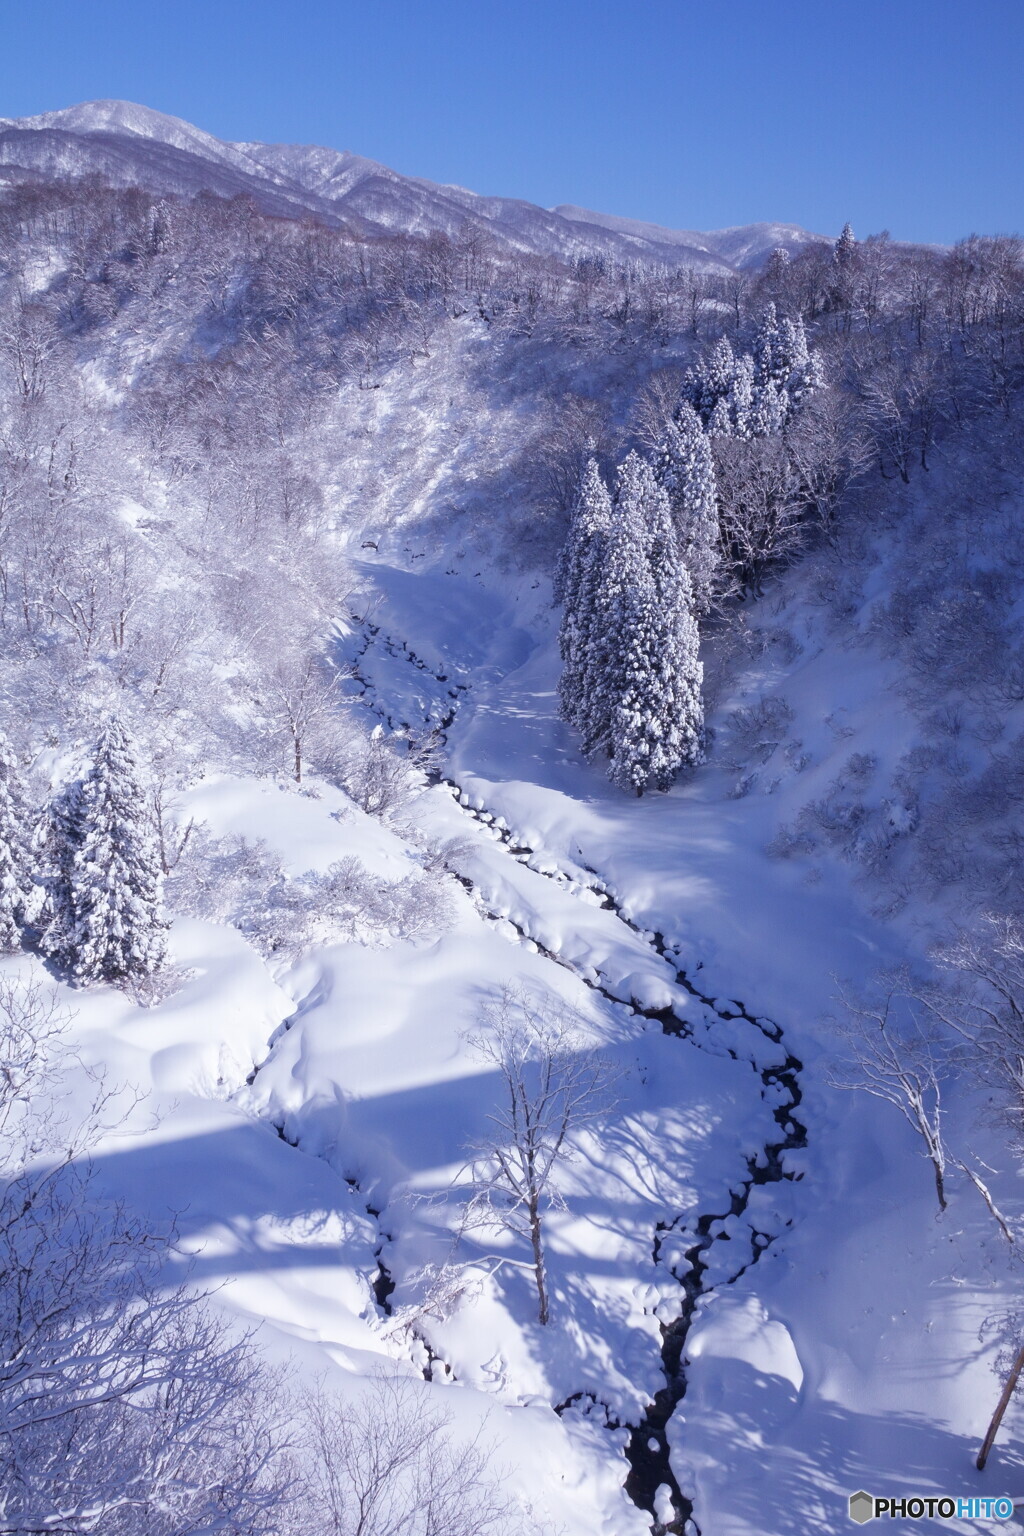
27, 551, 1024, 1535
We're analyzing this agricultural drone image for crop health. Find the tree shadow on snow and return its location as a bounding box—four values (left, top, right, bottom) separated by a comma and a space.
676, 1358, 1024, 1534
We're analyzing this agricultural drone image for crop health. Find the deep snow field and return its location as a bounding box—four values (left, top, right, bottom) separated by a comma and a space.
9, 321, 1024, 1535
18, 565, 1022, 1532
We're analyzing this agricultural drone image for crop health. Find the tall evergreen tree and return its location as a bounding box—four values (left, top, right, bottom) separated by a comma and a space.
43, 720, 167, 983
606, 545, 667, 795
830, 222, 857, 310
556, 460, 613, 730
781, 314, 825, 409
749, 378, 789, 438
0, 734, 33, 952
764, 245, 792, 298
630, 459, 705, 789
655, 404, 720, 615
726, 354, 756, 439
833, 222, 857, 268
750, 311, 822, 431
585, 455, 704, 794
578, 457, 644, 762
753, 303, 785, 389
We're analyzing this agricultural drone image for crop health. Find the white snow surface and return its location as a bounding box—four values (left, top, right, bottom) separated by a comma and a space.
16, 490, 1024, 1531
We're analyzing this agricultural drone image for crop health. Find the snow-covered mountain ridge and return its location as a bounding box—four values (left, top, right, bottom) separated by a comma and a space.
0, 99, 824, 271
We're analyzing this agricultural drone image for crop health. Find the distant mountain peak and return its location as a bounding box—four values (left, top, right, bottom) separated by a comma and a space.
0, 100, 829, 271
5, 99, 218, 149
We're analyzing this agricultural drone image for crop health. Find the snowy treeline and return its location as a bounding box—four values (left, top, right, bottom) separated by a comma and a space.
2, 177, 1021, 866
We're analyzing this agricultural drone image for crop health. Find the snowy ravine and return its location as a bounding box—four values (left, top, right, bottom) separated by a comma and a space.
308, 555, 1024, 1534
437, 783, 810, 1536
340, 610, 808, 1533
67, 551, 1024, 1536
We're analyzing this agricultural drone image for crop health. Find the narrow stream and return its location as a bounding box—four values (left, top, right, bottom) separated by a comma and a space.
336, 619, 809, 1534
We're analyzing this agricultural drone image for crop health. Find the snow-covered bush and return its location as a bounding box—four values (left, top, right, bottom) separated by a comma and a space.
721, 695, 795, 769
170, 832, 455, 958
340, 724, 419, 819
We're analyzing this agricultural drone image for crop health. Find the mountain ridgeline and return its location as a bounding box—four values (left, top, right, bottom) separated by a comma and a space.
0, 99, 822, 272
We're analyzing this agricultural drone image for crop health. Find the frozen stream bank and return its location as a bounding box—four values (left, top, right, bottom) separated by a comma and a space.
339, 609, 809, 1534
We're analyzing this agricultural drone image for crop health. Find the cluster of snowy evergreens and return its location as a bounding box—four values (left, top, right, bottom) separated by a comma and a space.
557, 455, 704, 794
556, 218, 1024, 807
556, 303, 827, 790
0, 720, 166, 983
680, 303, 822, 440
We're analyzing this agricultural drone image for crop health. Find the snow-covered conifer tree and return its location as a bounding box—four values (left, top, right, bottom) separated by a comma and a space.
782, 314, 825, 409
726, 354, 755, 439
578, 456, 645, 762
43, 721, 167, 983
764, 246, 792, 293
0, 734, 33, 952
749, 379, 790, 438
699, 335, 737, 422
556, 459, 612, 731
586, 455, 704, 794
655, 404, 720, 615
708, 395, 733, 439
679, 364, 701, 417
632, 461, 705, 788
753, 303, 786, 389
750, 311, 822, 431
830, 222, 857, 310
833, 222, 857, 269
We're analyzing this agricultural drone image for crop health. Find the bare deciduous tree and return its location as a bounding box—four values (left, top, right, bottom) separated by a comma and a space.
785, 385, 873, 534
297, 1375, 518, 1536
715, 434, 805, 597
631, 367, 687, 454
459, 989, 617, 1325
927, 916, 1024, 1142
0, 979, 293, 1535
828, 975, 951, 1213
340, 723, 414, 819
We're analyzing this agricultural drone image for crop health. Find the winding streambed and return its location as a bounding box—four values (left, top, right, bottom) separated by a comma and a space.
324, 618, 810, 1534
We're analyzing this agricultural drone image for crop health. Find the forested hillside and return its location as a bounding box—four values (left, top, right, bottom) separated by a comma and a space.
2, 139, 1024, 1536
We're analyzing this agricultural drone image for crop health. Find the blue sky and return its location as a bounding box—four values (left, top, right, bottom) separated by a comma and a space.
1, 0, 1021, 243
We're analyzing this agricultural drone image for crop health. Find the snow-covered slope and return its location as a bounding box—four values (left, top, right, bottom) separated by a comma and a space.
49, 519, 1020, 1533
0, 99, 825, 270
4, 176, 1020, 1533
